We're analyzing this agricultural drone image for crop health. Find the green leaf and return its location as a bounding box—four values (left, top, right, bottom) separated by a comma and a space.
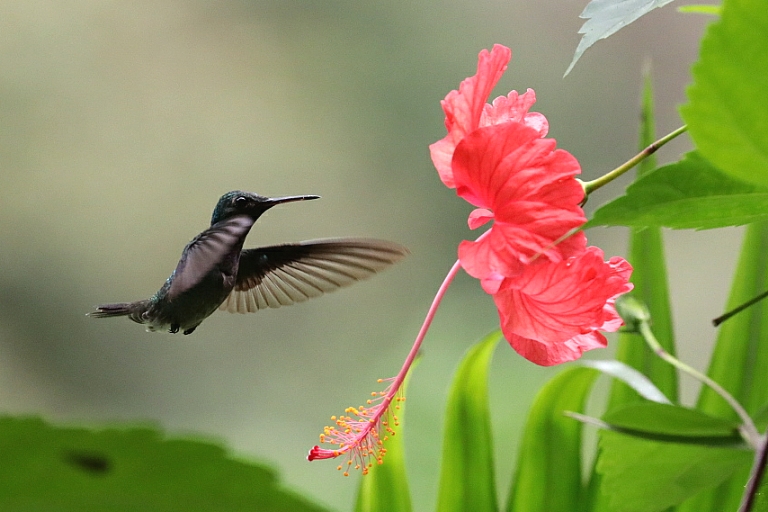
753, 400, 768, 430
565, 0, 676, 76
678, 4, 722, 15
506, 366, 599, 512
601, 70, 677, 424
677, 224, 768, 512
610, 73, 677, 407
0, 416, 329, 512
697, 223, 768, 417
436, 331, 501, 512
681, 0, 768, 188
589, 151, 768, 229
354, 365, 414, 512
754, 473, 768, 512
603, 403, 742, 439
678, 2, 768, 502
597, 431, 753, 512
568, 410, 744, 446
581, 360, 671, 404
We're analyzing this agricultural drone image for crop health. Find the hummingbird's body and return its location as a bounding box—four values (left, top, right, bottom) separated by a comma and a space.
90, 191, 407, 335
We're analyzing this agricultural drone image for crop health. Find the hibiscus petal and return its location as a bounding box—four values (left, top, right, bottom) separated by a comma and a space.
453, 122, 543, 209
493, 247, 633, 365
468, 208, 494, 229
506, 331, 608, 366
481, 89, 549, 137
429, 137, 457, 188
453, 123, 588, 280
429, 44, 512, 188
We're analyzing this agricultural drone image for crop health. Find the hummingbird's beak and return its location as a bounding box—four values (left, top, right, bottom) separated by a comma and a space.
265, 194, 321, 207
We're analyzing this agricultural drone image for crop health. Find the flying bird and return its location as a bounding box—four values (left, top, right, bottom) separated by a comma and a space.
89, 191, 408, 335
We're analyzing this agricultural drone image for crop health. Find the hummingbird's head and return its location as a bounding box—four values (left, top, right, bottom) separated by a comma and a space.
210, 191, 320, 225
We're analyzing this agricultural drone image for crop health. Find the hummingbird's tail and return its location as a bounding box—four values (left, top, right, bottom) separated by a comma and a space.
88, 301, 148, 323
88, 303, 134, 318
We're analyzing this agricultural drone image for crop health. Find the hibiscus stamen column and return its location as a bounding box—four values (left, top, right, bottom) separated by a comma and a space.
307, 259, 465, 473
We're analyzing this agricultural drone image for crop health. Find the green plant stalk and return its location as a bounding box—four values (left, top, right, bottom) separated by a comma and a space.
637, 320, 761, 448
582, 125, 688, 195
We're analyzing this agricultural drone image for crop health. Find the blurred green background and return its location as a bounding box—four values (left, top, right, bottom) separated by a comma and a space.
0, 1, 740, 510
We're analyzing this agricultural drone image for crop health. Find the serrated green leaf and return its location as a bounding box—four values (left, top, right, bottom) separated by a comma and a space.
681, 0, 768, 188
506, 366, 599, 512
677, 2, 768, 505
0, 416, 329, 512
590, 151, 768, 229
565, 0, 676, 76
354, 365, 414, 512
597, 431, 753, 512
436, 331, 501, 512
604, 403, 742, 438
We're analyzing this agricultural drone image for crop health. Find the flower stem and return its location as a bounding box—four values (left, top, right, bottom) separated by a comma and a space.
582, 125, 688, 195
637, 321, 761, 448
389, 258, 463, 398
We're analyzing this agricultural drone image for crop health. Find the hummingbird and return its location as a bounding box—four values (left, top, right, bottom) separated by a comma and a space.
89, 191, 408, 335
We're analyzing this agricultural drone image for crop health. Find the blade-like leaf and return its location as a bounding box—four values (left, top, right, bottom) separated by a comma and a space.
581, 360, 671, 404
754, 471, 768, 512
681, 0, 768, 188
600, 73, 677, 405
604, 403, 742, 439
753, 401, 768, 430
436, 331, 501, 512
0, 416, 329, 512
506, 366, 599, 512
568, 410, 745, 446
565, 0, 676, 76
698, 223, 768, 416
354, 366, 414, 512
587, 71, 678, 512
589, 151, 768, 229
597, 431, 753, 512
677, 226, 768, 512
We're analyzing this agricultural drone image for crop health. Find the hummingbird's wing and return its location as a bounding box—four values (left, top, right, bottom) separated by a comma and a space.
167, 216, 254, 299
219, 238, 408, 313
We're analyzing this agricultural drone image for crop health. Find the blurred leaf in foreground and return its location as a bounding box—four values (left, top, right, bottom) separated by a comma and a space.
0, 416, 329, 512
